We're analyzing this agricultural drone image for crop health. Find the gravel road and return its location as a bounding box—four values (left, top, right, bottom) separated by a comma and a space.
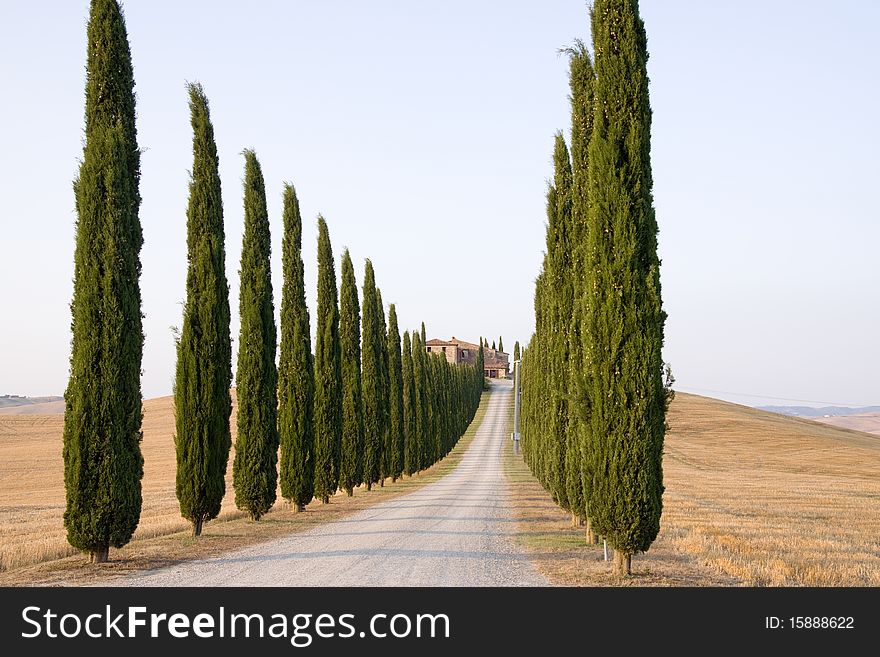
114, 381, 547, 586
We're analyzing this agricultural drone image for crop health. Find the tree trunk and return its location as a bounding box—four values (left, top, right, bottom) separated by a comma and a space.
192, 518, 203, 537
292, 503, 303, 513
366, 482, 372, 492
322, 495, 329, 504
380, 478, 385, 488
613, 550, 632, 576
91, 546, 109, 564
585, 518, 595, 544
571, 513, 579, 528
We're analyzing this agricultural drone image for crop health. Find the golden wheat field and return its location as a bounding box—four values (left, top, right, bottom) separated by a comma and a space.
504, 393, 880, 587
0, 395, 248, 572
1, 391, 879, 586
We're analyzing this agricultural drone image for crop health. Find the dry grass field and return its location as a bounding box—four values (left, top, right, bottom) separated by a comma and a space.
811, 413, 880, 436
504, 392, 880, 586
0, 392, 489, 585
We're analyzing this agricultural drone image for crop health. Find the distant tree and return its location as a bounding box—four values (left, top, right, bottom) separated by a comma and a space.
361, 260, 383, 491
278, 183, 314, 512
386, 305, 405, 481
498, 336, 504, 353
401, 331, 418, 476
63, 0, 144, 563
233, 150, 278, 521
491, 340, 496, 350
513, 341, 520, 362
376, 288, 390, 486
313, 217, 342, 503
174, 82, 232, 536
411, 330, 429, 472
585, 0, 667, 576
338, 250, 363, 496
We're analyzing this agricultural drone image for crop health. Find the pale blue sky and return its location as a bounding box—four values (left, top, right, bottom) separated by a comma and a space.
0, 1, 877, 407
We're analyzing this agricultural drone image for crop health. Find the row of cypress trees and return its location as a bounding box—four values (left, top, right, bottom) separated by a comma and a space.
62, 1, 484, 558
168, 84, 487, 528
520, 0, 672, 576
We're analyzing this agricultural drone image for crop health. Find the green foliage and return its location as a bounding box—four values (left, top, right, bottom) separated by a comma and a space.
410, 331, 429, 471
174, 82, 232, 536
375, 288, 390, 484
313, 217, 342, 503
513, 341, 520, 362
63, 0, 144, 561
567, 42, 595, 523
386, 305, 405, 482
401, 331, 417, 476
360, 261, 383, 490
338, 250, 363, 496
278, 183, 315, 510
232, 150, 278, 521
584, 0, 666, 557
498, 336, 504, 353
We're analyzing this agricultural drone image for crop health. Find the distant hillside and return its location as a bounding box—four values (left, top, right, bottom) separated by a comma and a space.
811, 413, 880, 437
758, 405, 880, 418
0, 396, 63, 414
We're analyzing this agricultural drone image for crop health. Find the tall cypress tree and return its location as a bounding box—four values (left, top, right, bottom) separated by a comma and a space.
498, 337, 504, 353
566, 41, 596, 535
513, 341, 520, 362
411, 330, 428, 472
174, 82, 232, 537
376, 288, 390, 486
278, 183, 315, 512
586, 0, 666, 575
549, 133, 574, 515
63, 0, 144, 563
491, 340, 496, 350
386, 304, 405, 482
360, 261, 382, 490
401, 331, 417, 476
338, 250, 363, 496
313, 217, 342, 503
233, 150, 278, 521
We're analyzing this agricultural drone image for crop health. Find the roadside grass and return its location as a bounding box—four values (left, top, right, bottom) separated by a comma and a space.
0, 391, 489, 585
502, 391, 880, 587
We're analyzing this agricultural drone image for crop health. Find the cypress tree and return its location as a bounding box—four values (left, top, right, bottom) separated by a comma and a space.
491, 340, 496, 350
314, 217, 342, 503
376, 288, 390, 486
338, 250, 363, 496
278, 183, 315, 512
566, 41, 596, 535
233, 150, 278, 521
421, 325, 437, 468
386, 305, 405, 482
498, 337, 504, 353
401, 331, 417, 476
513, 341, 520, 362
174, 82, 232, 537
550, 133, 574, 514
360, 262, 382, 490
65, 2, 143, 561
411, 330, 428, 472
586, 0, 666, 575
63, 0, 144, 563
